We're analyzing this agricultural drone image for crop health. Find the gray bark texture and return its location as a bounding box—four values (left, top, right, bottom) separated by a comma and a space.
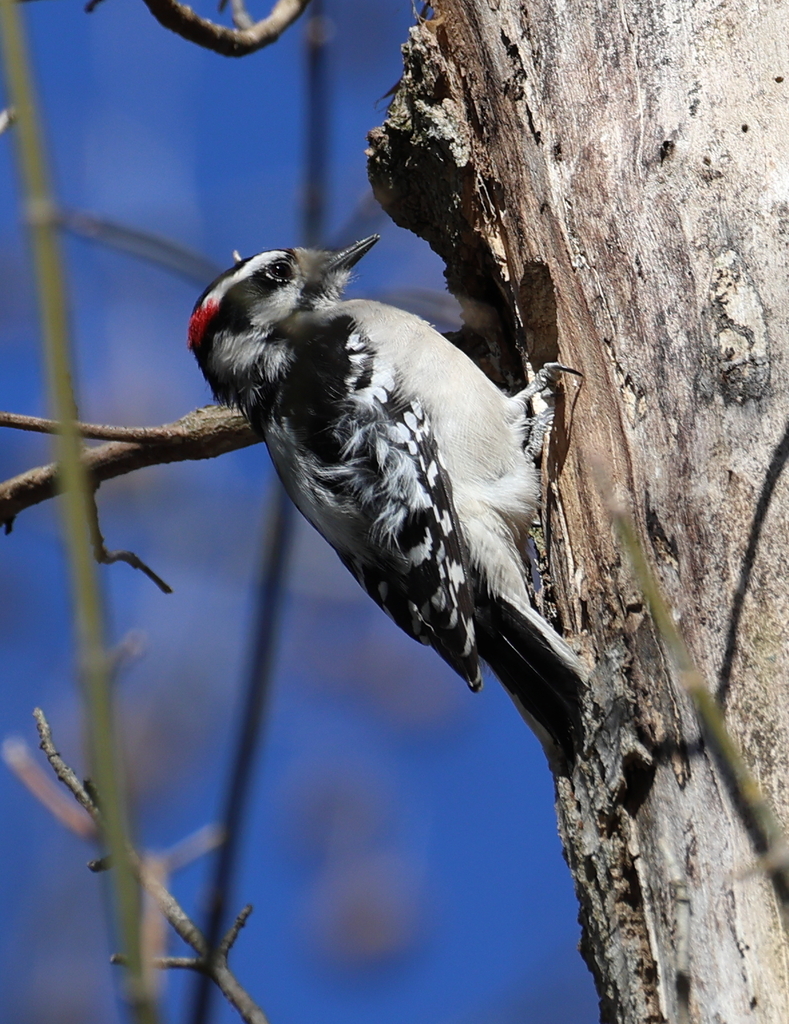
367, 2, 789, 1022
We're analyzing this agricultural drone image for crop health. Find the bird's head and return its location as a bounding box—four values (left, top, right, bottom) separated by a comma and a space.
187, 234, 379, 404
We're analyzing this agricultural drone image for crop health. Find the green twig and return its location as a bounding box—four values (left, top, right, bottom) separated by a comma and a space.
0, 6, 156, 1021
597, 464, 789, 904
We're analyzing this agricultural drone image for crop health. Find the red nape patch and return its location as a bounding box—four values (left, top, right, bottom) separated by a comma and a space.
188, 300, 219, 351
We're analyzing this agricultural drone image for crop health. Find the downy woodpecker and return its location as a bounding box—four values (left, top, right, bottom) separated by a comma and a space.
188, 235, 585, 759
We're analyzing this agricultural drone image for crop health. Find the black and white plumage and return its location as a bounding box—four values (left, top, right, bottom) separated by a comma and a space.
188, 235, 586, 759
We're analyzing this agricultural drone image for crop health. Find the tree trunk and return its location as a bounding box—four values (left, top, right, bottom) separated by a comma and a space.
367, 2, 789, 1022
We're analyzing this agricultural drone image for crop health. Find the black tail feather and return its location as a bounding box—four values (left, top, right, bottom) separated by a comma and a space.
475, 594, 584, 760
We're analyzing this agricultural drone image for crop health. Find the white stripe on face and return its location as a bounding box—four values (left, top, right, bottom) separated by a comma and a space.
201, 250, 294, 308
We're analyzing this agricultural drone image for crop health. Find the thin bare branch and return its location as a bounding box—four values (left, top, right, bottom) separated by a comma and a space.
219, 905, 253, 957
34, 708, 271, 1024
54, 208, 221, 284
112, 954, 206, 971
0, 405, 260, 531
33, 707, 100, 822
85, 489, 173, 594
133, 869, 268, 1023
210, 960, 270, 1024
140, 0, 311, 57
34, 710, 207, 952
0, 408, 209, 442
136, 858, 208, 955
98, 543, 173, 592
133, 866, 267, 1023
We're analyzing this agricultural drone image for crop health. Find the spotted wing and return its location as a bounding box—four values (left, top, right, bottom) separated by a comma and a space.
268, 314, 482, 689
337, 399, 482, 691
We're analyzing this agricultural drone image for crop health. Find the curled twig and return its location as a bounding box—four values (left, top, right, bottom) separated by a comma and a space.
140, 0, 311, 56
86, 489, 173, 594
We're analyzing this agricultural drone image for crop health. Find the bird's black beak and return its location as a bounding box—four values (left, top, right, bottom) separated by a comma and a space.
327, 235, 380, 272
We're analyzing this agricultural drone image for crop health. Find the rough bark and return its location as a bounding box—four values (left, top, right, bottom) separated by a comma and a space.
367, 2, 789, 1022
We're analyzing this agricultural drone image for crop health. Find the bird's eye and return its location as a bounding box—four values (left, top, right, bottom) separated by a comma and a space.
266, 259, 293, 283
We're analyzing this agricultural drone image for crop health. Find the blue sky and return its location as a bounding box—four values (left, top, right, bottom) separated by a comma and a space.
0, 1, 598, 1021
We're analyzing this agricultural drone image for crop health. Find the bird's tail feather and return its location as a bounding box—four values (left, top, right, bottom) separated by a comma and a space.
475, 594, 585, 760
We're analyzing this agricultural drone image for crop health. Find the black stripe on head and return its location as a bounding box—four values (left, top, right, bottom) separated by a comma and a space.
188, 249, 298, 357
188, 257, 255, 354
249, 253, 295, 288
191, 256, 254, 316
213, 250, 299, 334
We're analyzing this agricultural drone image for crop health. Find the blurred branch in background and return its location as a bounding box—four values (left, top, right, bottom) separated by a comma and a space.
3, 734, 97, 838
187, 2, 332, 1020
55, 207, 223, 284
0, 0, 155, 1018
188, 485, 294, 1024
3, 709, 270, 1024
217, 0, 254, 31
599, 465, 789, 914
329, 191, 385, 251
302, 0, 327, 250
59, 190, 388, 286
597, 462, 789, 1015
139, 0, 311, 56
